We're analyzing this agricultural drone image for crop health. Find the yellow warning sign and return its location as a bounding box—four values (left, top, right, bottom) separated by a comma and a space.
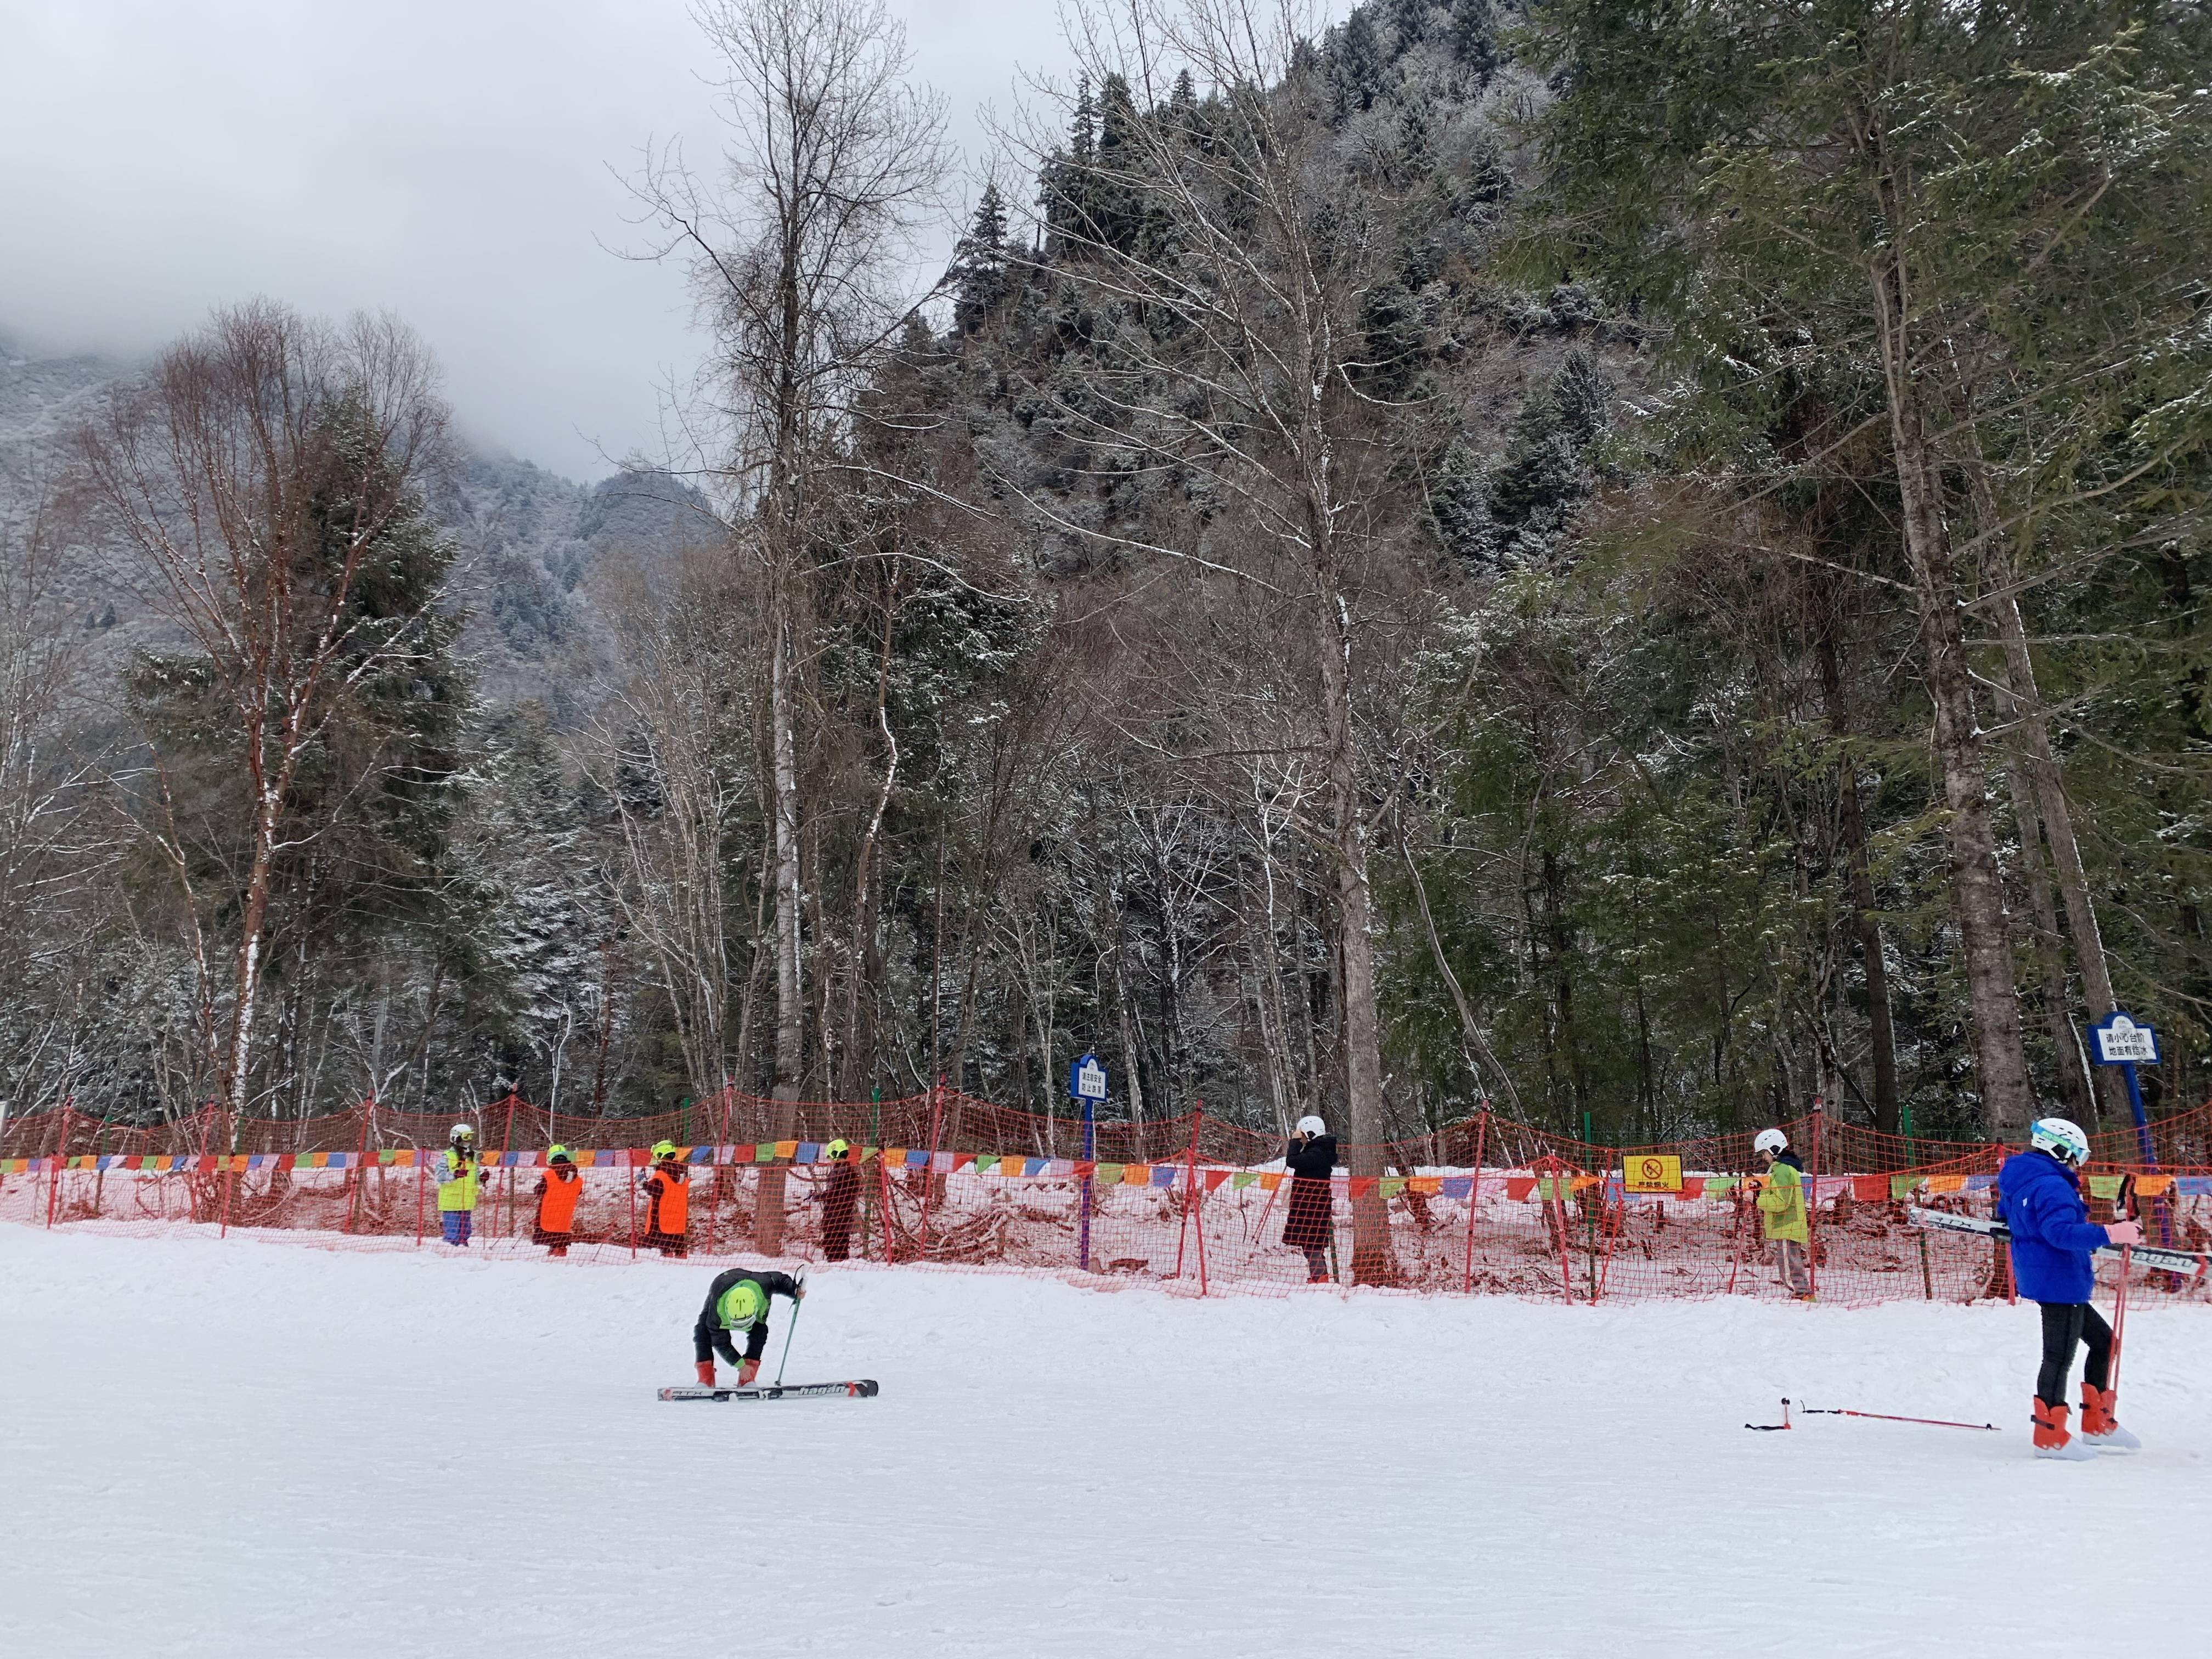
1622, 1154, 1684, 1194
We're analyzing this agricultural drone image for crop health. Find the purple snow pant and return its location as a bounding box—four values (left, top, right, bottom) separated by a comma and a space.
441, 1210, 473, 1246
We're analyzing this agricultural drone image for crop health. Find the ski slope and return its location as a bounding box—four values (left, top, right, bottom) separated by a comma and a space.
3, 1226, 2205, 1658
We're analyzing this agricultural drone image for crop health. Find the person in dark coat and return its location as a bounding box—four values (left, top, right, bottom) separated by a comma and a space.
820, 1138, 862, 1262
1282, 1115, 1337, 1283
1997, 1117, 2143, 1459
692, 1266, 806, 1387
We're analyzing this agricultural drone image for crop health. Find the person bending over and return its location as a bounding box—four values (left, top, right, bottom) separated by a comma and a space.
692, 1267, 806, 1388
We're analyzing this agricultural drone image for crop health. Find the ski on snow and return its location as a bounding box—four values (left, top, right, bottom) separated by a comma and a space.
1906, 1206, 2206, 1280
658, 1379, 880, 1402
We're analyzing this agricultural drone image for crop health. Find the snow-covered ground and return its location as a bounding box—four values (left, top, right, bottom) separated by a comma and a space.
3, 1226, 2205, 1657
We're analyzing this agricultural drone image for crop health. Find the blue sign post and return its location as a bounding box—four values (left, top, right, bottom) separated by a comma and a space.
2087, 1010, 2166, 1245
1070, 1053, 1107, 1270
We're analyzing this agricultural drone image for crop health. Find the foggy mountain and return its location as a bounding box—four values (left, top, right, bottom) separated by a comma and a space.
0, 331, 707, 719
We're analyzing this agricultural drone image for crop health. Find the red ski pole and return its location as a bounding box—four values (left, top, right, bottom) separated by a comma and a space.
2109, 1173, 2137, 1395
1800, 1405, 1999, 1431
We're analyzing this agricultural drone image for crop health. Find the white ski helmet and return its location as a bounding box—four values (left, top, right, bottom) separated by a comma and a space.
2031, 1117, 2090, 1167
450, 1122, 475, 1143
1296, 1115, 1327, 1137
1752, 1128, 1788, 1156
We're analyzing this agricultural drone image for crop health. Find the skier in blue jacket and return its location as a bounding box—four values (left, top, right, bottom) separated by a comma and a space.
1995, 1118, 2143, 1459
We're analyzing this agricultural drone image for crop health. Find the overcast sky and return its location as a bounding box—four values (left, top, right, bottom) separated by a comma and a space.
0, 0, 1073, 480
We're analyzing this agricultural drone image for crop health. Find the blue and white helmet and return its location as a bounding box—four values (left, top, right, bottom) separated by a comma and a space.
2030, 1117, 2090, 1167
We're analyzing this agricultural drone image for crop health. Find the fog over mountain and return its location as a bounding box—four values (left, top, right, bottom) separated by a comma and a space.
0, 331, 706, 715
0, 0, 1079, 481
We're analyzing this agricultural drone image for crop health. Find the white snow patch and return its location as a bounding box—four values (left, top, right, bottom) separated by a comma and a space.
3, 1224, 2207, 1657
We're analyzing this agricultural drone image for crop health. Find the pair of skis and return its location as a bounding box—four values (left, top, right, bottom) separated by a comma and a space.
1906, 1206, 2208, 1282
660, 1378, 879, 1402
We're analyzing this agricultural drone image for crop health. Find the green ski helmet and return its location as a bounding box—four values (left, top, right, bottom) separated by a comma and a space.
716, 1279, 767, 1330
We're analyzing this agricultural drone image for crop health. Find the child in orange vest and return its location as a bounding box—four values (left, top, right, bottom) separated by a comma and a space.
533, 1146, 581, 1256
640, 1141, 689, 1257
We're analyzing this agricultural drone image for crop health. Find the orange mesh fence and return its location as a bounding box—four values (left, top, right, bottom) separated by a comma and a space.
4, 1094, 2208, 1304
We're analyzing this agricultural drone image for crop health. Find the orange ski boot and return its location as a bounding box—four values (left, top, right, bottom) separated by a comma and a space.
2079, 1383, 2141, 1453
2032, 1398, 2095, 1462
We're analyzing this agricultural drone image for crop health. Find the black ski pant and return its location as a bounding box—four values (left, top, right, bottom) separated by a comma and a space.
2037, 1301, 2112, 1406
694, 1317, 769, 1369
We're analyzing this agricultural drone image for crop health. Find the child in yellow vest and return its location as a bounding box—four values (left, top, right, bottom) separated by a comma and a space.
435, 1123, 485, 1246
1752, 1128, 1812, 1299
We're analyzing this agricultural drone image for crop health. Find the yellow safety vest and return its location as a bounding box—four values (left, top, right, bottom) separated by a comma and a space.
1757, 1160, 1808, 1244
438, 1150, 482, 1214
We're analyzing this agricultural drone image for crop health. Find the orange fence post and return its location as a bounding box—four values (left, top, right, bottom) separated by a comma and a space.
917, 1078, 945, 1260
876, 1150, 896, 1263
1806, 1098, 1824, 1302
414, 1154, 427, 1249
45, 1097, 72, 1227
500, 1091, 517, 1245
627, 1143, 639, 1260
1544, 1156, 1576, 1304
1461, 1109, 1488, 1295
346, 1097, 373, 1235
1194, 1158, 1209, 1298
1593, 1178, 1623, 1305
1175, 1106, 1201, 1282
1725, 1177, 1748, 1295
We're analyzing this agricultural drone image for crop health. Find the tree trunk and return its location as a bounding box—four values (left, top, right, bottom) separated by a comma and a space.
2007, 759, 2095, 1120
756, 605, 804, 1255
841, 604, 899, 1096
1870, 304, 2034, 1138
1816, 632, 1900, 1136
1313, 549, 1394, 1284
1966, 466, 2120, 1125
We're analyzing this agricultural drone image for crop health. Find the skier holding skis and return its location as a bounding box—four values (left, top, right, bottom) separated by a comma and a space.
433, 1123, 486, 1248
1282, 1116, 1337, 1283
692, 1266, 806, 1387
1996, 1118, 2144, 1459
1750, 1128, 1812, 1299
532, 1145, 581, 1256
640, 1141, 689, 1257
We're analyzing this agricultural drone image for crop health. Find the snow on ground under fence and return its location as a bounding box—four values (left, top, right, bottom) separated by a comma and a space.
5, 1096, 2209, 1304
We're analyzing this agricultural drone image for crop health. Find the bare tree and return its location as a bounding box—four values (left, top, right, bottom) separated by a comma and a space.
627, 0, 950, 1250
74, 302, 452, 1125
1002, 0, 1416, 1280
0, 471, 110, 1118
588, 544, 761, 1101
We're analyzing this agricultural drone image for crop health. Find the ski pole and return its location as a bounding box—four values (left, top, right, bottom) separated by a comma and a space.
772, 1268, 808, 1386
1800, 1405, 1998, 1431
2109, 1173, 2136, 1395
